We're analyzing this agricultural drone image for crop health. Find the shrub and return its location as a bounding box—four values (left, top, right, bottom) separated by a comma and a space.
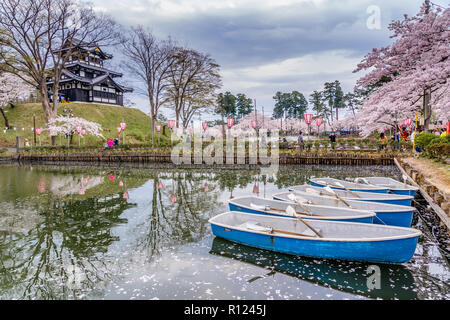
414, 132, 438, 149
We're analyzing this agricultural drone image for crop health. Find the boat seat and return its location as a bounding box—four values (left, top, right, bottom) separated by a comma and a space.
238, 221, 272, 232
250, 203, 270, 211
302, 228, 322, 237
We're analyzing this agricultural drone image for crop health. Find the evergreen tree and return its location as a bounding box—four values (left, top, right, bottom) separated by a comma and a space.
235, 93, 254, 119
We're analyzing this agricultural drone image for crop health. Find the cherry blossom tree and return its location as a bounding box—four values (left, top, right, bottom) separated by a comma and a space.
0, 72, 34, 128
353, 2, 449, 136
47, 116, 104, 140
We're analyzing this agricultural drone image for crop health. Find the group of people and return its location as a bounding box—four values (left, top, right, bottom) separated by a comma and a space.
104, 138, 120, 150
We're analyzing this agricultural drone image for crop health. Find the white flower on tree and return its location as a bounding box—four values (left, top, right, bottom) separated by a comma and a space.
47, 116, 104, 139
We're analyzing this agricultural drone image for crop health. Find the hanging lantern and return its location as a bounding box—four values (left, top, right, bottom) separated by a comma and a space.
35, 128, 43, 135
120, 122, 126, 130
168, 120, 175, 129
156, 125, 161, 132
304, 114, 313, 125
227, 118, 235, 128
170, 193, 177, 203
404, 118, 413, 127
202, 122, 208, 131
315, 118, 323, 127
81, 128, 87, 136
251, 120, 257, 129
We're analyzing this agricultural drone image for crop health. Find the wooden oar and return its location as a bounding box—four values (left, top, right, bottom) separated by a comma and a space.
294, 199, 314, 216
271, 228, 317, 238
327, 182, 362, 198
286, 206, 323, 238
323, 186, 354, 208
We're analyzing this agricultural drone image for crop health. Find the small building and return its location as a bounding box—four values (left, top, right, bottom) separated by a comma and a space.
47, 39, 133, 106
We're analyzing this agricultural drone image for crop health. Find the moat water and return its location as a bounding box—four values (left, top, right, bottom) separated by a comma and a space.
0, 163, 448, 300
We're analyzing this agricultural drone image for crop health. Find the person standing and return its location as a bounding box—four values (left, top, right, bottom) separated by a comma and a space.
298, 131, 305, 150
378, 132, 387, 150
329, 132, 336, 149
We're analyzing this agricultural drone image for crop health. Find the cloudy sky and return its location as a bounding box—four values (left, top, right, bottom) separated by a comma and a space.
89, 0, 438, 120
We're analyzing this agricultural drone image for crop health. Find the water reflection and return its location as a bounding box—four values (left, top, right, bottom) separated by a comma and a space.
209, 237, 418, 300
0, 163, 448, 300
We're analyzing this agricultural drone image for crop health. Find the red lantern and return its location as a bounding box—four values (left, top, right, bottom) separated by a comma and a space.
168, 120, 175, 129
251, 120, 257, 129
227, 118, 235, 128
120, 122, 126, 130
202, 122, 208, 131
304, 114, 313, 125
156, 125, 161, 132
35, 128, 42, 135
315, 118, 323, 127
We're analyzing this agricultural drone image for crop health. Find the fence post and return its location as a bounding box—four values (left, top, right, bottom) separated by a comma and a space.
16, 136, 20, 154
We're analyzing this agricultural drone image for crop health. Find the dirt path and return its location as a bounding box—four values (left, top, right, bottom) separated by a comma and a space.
401, 157, 450, 196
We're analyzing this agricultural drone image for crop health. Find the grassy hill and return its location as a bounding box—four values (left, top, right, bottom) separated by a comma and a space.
0, 102, 169, 147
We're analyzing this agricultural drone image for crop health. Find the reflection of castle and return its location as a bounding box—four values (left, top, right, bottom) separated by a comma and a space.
47, 39, 133, 106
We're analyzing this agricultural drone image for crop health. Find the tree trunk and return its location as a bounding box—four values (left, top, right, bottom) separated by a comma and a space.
0, 107, 9, 128
423, 89, 432, 132
40, 83, 57, 146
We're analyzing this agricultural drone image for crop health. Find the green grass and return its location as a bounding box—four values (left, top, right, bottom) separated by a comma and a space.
0, 102, 171, 147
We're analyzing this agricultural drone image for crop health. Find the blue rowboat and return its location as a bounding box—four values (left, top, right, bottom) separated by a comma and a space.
310, 178, 390, 194
287, 185, 414, 206
272, 190, 416, 227
354, 177, 419, 196
228, 196, 375, 224
209, 211, 422, 264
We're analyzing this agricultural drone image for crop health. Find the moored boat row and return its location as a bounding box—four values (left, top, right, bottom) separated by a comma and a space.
209, 176, 422, 264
